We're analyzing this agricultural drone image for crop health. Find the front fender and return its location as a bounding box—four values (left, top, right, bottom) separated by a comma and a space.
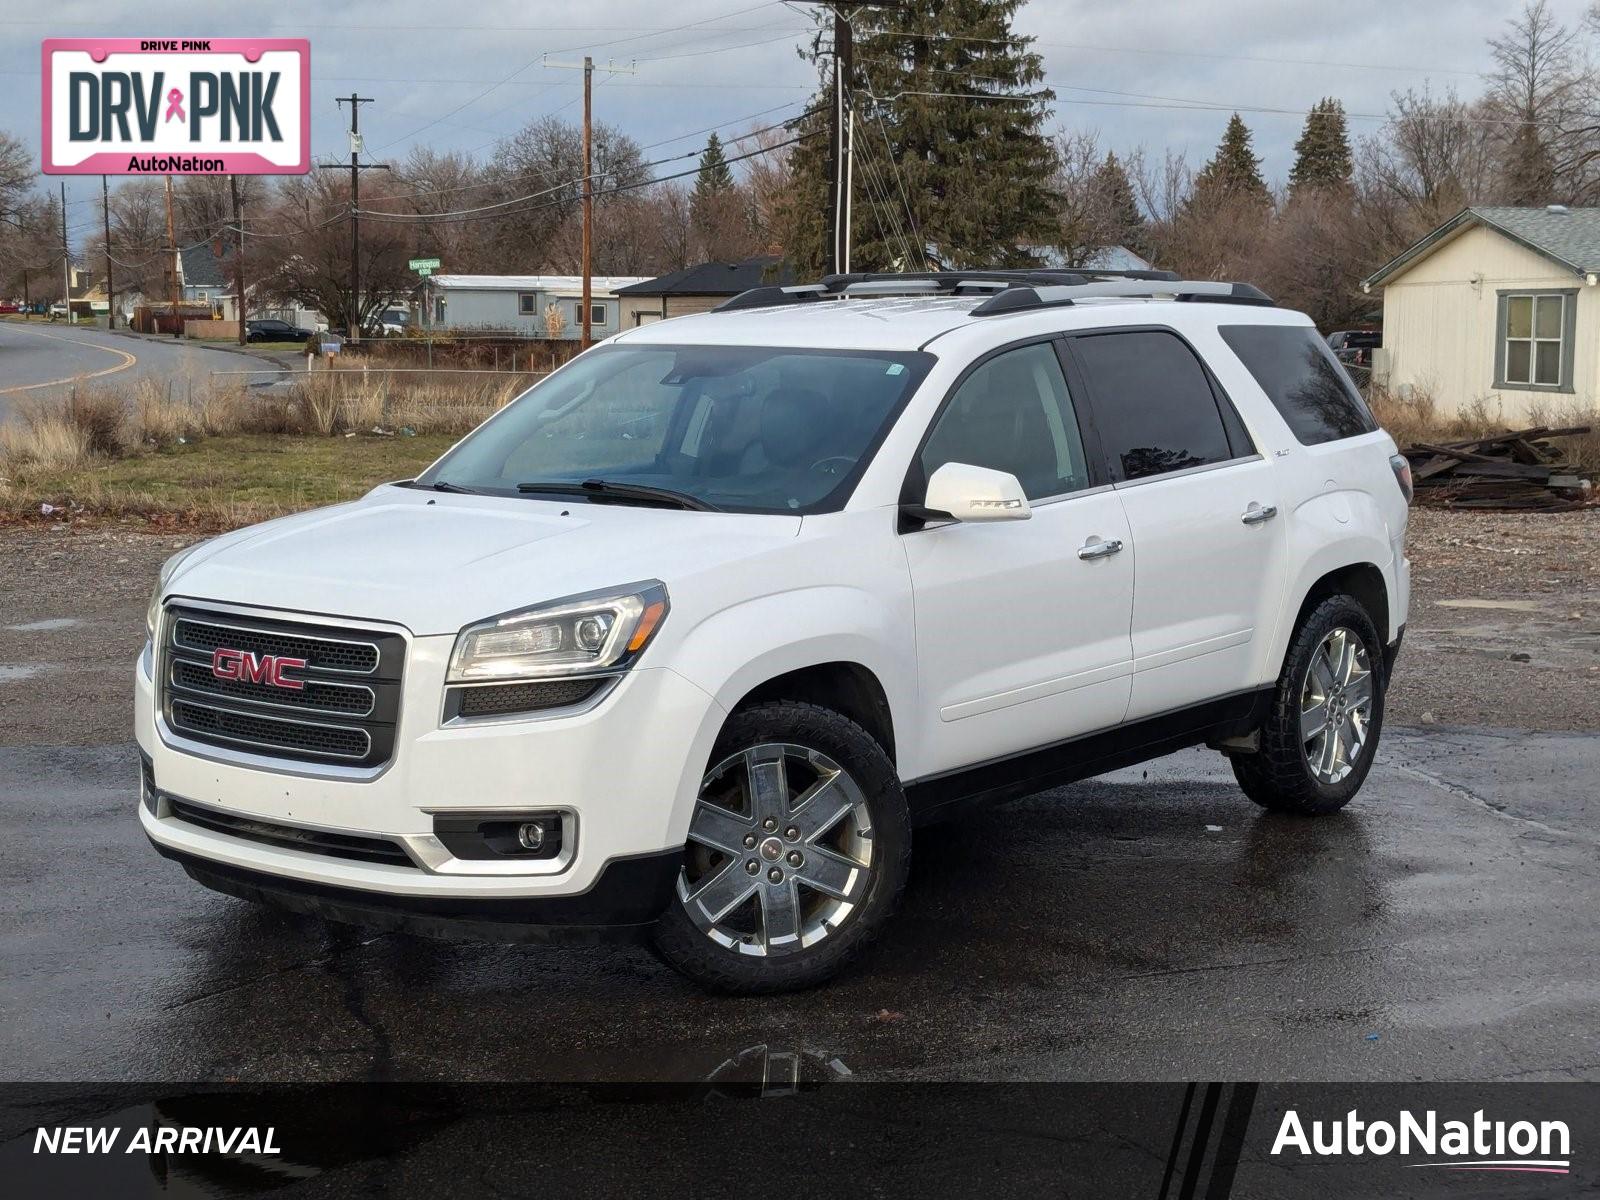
668, 584, 921, 773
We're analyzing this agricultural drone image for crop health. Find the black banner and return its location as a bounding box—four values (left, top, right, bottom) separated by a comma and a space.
3, 1082, 1592, 1197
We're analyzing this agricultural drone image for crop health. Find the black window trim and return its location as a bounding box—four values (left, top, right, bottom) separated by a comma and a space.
518, 292, 538, 316
1058, 323, 1259, 487
897, 333, 1113, 525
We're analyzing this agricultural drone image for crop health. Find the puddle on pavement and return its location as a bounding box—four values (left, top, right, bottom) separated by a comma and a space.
1435, 598, 1542, 612
4, 617, 81, 632
0, 663, 53, 682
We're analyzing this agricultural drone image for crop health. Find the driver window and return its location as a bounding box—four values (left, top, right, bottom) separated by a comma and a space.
919, 342, 1089, 500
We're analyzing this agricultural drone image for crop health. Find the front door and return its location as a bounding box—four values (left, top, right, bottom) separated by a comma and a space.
903, 340, 1135, 778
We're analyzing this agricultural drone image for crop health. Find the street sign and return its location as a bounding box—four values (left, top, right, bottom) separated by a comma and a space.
42, 38, 310, 175
409, 258, 440, 272
415, 266, 433, 277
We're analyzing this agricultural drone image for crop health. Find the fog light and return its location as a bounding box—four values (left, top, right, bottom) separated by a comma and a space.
433, 812, 566, 860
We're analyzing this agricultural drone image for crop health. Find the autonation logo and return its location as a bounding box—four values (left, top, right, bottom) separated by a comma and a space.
1272, 1108, 1572, 1175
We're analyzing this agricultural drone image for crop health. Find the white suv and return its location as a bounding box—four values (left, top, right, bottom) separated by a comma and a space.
137, 271, 1412, 993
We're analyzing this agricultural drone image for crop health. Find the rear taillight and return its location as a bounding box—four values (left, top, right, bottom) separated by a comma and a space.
1389, 454, 1414, 503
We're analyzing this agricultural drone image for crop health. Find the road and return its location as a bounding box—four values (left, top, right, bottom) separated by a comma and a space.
0, 321, 279, 418
2, 726, 1595, 1084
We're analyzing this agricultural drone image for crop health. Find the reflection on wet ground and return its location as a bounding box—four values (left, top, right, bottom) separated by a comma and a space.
2, 728, 1597, 1083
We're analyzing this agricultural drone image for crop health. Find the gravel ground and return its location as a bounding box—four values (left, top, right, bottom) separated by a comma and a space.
0, 507, 1596, 746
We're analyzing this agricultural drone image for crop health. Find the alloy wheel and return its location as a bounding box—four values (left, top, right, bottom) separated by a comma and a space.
677, 743, 875, 956
1299, 626, 1374, 784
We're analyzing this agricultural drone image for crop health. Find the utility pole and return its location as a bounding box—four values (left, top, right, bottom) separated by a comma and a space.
821, 2, 898, 276
544, 55, 636, 350
164, 175, 180, 336
582, 57, 595, 347
824, 6, 853, 277
230, 175, 246, 345
317, 96, 386, 346
101, 175, 114, 330
60, 181, 71, 324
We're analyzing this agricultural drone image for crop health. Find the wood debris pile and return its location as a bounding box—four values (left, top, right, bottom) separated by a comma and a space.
1401, 426, 1594, 510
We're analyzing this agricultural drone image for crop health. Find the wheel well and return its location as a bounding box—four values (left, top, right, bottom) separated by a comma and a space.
731, 662, 896, 762
1297, 563, 1389, 645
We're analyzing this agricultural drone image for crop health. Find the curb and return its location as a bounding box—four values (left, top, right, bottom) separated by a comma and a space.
105, 328, 289, 373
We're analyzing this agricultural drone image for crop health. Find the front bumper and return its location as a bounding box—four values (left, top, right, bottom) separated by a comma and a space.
151, 841, 682, 942
137, 620, 724, 925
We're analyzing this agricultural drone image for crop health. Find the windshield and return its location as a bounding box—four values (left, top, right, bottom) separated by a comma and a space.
417, 344, 934, 513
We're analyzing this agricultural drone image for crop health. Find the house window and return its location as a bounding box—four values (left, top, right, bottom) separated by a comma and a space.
1497, 290, 1576, 392
591, 303, 607, 326
518, 293, 537, 316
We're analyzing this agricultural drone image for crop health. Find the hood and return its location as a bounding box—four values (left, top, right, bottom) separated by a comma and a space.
167, 486, 802, 634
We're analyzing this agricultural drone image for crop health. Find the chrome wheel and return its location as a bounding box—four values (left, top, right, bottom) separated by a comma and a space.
678, 743, 874, 957
1300, 626, 1374, 784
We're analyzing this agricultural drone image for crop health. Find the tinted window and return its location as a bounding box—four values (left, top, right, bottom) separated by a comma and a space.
1071, 331, 1234, 482
1221, 325, 1377, 444
920, 342, 1090, 500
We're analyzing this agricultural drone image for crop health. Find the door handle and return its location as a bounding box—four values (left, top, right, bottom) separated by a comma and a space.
1241, 503, 1278, 525
1077, 537, 1124, 560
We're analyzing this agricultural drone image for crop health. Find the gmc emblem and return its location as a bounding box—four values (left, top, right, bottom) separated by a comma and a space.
211, 647, 307, 690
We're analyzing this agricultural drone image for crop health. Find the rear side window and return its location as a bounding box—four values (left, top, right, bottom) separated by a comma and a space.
1220, 324, 1377, 444
1071, 330, 1236, 482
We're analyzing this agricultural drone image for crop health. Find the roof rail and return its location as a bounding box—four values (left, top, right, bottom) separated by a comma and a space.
713, 267, 1184, 312
970, 279, 1275, 316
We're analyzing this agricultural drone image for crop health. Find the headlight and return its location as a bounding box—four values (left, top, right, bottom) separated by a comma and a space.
447, 582, 669, 682
146, 542, 206, 642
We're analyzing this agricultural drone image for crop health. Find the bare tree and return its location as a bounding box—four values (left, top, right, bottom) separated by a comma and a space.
255, 171, 416, 329
1485, 0, 1581, 202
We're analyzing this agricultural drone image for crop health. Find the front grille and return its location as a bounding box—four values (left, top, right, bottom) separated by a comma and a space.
162, 606, 404, 768
171, 658, 374, 715
168, 798, 416, 867
174, 617, 379, 673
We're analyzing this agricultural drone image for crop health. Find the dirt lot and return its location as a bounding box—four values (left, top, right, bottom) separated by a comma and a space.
0, 507, 1596, 746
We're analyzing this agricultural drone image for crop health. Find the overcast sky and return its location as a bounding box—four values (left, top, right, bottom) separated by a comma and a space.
6, 0, 1591, 247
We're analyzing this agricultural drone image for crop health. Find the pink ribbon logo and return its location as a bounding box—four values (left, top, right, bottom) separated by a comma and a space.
164, 88, 185, 123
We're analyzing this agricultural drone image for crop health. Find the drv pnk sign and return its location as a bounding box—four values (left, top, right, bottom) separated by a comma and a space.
42, 38, 309, 174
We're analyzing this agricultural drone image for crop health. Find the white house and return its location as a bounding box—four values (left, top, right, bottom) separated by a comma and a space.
1363, 205, 1600, 420
423, 274, 650, 339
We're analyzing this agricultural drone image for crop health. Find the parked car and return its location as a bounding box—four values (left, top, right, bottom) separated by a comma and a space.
1327, 328, 1381, 368
245, 318, 313, 344
138, 271, 1411, 993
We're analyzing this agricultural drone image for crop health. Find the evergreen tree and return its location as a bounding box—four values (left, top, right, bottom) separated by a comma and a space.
1093, 151, 1146, 254
781, 0, 1060, 273
1288, 98, 1353, 194
1191, 113, 1270, 209
693, 133, 734, 204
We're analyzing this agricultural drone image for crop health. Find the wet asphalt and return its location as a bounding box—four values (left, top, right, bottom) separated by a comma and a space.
2, 727, 1596, 1084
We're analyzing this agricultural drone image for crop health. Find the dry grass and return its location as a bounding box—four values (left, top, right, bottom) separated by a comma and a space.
0, 369, 533, 527
1368, 384, 1599, 470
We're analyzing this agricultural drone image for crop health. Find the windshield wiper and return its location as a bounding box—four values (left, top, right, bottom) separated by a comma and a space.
425, 480, 477, 494
515, 478, 719, 512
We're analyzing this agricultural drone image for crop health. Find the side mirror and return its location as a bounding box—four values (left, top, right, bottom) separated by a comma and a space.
922, 462, 1032, 523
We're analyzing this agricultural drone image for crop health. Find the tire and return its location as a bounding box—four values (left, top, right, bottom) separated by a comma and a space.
651, 700, 911, 994
1231, 593, 1386, 816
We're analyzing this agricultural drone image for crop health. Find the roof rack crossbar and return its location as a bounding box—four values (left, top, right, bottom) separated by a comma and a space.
711, 267, 1229, 314
969, 279, 1274, 316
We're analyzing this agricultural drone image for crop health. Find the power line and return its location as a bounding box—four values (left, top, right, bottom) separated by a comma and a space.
365, 105, 821, 212
354, 131, 816, 225
367, 0, 792, 153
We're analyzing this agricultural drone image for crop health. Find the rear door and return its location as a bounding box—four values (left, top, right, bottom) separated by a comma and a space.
902, 339, 1134, 777
1065, 327, 1287, 722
